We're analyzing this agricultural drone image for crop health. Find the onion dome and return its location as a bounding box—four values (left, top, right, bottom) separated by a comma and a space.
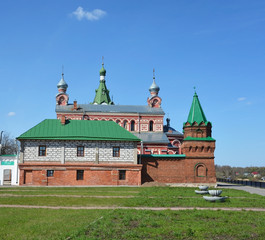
149, 76, 160, 94
99, 63, 106, 76
57, 73, 68, 92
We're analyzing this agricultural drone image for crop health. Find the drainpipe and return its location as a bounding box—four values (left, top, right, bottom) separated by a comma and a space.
139, 141, 143, 164
138, 115, 141, 133
0, 131, 3, 155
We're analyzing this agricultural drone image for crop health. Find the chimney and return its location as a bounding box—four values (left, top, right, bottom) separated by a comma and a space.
73, 100, 77, 110
61, 115, 66, 125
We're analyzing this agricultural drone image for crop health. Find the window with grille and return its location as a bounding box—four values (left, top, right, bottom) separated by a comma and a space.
39, 146, 46, 156
113, 147, 120, 157
47, 170, 54, 177
76, 170, 84, 180
119, 170, 126, 180
77, 146, 84, 157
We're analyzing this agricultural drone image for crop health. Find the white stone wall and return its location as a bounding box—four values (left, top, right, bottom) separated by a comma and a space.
22, 140, 137, 163
0, 156, 19, 186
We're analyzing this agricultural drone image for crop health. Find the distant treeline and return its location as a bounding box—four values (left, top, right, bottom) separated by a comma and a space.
215, 165, 265, 180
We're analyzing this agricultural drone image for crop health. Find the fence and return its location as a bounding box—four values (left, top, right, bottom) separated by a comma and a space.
217, 178, 265, 189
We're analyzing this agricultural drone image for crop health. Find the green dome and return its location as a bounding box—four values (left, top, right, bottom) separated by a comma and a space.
99, 64, 106, 76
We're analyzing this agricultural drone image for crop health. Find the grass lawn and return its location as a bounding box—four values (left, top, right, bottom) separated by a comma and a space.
0, 186, 264, 208
0, 186, 264, 239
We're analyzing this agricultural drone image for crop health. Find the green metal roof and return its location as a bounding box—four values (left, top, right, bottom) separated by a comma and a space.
93, 64, 113, 105
17, 119, 140, 141
186, 92, 207, 125
93, 80, 113, 105
183, 136, 215, 142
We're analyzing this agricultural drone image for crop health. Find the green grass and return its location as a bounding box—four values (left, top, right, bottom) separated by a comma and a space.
0, 186, 264, 208
0, 186, 264, 239
0, 208, 265, 240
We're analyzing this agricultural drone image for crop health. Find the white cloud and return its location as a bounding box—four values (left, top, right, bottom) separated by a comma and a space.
7, 112, 16, 117
237, 97, 246, 101
72, 7, 106, 21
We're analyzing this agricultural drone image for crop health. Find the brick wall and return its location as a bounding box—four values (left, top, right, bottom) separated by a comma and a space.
141, 156, 216, 184
19, 163, 142, 186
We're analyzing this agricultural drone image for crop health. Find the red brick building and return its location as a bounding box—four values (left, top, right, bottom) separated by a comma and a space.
18, 63, 216, 185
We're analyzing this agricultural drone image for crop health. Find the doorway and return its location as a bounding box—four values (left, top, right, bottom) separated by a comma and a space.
3, 169, 12, 185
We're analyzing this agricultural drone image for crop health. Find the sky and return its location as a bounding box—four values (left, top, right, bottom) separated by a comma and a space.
0, 0, 265, 167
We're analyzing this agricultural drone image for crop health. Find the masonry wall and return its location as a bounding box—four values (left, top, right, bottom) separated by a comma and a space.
141, 156, 216, 184
22, 140, 137, 163
19, 163, 142, 186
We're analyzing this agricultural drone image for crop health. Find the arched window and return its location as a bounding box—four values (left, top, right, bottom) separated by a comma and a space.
116, 120, 120, 126
149, 121, 154, 131
123, 120, 128, 129
130, 120, 135, 131
195, 164, 207, 177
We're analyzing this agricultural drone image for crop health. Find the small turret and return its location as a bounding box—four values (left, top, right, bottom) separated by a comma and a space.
149, 69, 160, 97
93, 60, 114, 105
57, 73, 68, 93
147, 69, 162, 108
56, 72, 69, 106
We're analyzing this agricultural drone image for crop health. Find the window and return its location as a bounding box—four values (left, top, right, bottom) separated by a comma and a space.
76, 170, 84, 180
130, 120, 135, 131
39, 146, 46, 156
119, 170, 126, 180
77, 146, 84, 157
116, 120, 121, 126
123, 120, 128, 129
113, 147, 120, 157
149, 121, 154, 131
47, 170, 54, 177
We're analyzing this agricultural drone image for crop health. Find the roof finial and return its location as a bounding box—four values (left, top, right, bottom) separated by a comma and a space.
193, 86, 197, 95
62, 65, 64, 78
153, 68, 155, 80
102, 56, 104, 66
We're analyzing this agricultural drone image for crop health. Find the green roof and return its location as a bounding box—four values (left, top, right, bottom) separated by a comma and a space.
183, 136, 215, 142
17, 119, 140, 141
186, 92, 208, 125
93, 80, 113, 105
93, 64, 113, 105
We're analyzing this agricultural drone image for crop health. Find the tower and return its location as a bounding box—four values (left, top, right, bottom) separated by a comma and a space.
56, 73, 69, 106
147, 69, 162, 108
93, 62, 114, 105
182, 90, 216, 183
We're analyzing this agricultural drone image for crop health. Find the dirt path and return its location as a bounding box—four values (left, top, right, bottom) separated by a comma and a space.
0, 194, 135, 198
0, 194, 262, 200
0, 204, 264, 212
217, 183, 265, 196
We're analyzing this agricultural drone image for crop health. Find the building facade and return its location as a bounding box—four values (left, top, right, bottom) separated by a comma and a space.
18, 62, 216, 186
18, 119, 142, 186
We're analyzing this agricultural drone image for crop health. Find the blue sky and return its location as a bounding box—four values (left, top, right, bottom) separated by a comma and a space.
1, 0, 265, 167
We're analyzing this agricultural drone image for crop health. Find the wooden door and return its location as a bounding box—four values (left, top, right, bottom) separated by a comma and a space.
24, 170, 33, 184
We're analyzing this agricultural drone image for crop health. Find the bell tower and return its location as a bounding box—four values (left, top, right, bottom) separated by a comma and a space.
182, 90, 216, 183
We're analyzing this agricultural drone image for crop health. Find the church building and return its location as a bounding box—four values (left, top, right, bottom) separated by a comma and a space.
18, 62, 216, 186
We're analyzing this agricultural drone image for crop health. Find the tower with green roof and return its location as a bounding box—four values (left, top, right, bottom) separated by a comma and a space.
93, 63, 114, 105
182, 90, 216, 183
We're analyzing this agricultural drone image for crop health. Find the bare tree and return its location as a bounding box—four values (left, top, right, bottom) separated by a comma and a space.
0, 132, 18, 155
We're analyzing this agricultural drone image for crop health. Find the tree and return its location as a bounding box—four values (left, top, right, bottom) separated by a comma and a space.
0, 132, 18, 155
